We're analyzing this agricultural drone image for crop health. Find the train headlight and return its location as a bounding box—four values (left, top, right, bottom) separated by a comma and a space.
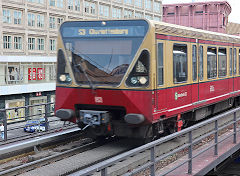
139, 76, 148, 85
59, 74, 72, 82
130, 77, 138, 84
59, 74, 67, 82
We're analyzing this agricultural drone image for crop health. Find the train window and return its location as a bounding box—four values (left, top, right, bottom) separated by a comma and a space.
207, 47, 217, 79
157, 43, 164, 85
126, 50, 149, 87
192, 45, 197, 81
199, 46, 203, 80
57, 49, 72, 84
234, 48, 237, 75
173, 44, 188, 83
218, 48, 227, 77
229, 48, 233, 76
239, 49, 240, 75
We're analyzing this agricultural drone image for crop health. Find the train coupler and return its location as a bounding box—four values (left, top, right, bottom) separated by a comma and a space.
78, 110, 110, 131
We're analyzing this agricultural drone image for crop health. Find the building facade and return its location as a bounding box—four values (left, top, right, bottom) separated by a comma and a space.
227, 22, 240, 36
0, 0, 163, 122
163, 1, 231, 33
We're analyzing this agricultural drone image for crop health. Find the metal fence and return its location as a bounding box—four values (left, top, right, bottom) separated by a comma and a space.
0, 102, 74, 142
72, 107, 240, 176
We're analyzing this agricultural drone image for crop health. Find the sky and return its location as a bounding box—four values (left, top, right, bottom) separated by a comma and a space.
162, 0, 240, 23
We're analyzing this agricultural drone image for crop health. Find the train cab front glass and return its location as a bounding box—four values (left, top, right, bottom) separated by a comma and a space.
58, 20, 149, 87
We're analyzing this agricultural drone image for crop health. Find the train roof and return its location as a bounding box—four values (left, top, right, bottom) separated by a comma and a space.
149, 20, 240, 44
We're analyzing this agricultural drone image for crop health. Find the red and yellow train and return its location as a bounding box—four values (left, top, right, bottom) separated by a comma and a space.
55, 19, 240, 140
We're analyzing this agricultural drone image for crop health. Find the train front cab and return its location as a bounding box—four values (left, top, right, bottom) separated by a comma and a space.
55, 19, 158, 139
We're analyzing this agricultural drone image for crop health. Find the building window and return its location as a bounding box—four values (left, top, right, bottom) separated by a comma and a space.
28, 37, 35, 50
124, 9, 133, 18
135, 0, 142, 7
114, 0, 122, 3
49, 64, 56, 80
14, 11, 22, 25
145, 0, 152, 10
50, 39, 56, 51
84, 1, 96, 14
49, 0, 55, 6
145, 14, 152, 20
112, 7, 121, 19
3, 36, 12, 49
75, 0, 80, 11
37, 0, 44, 3
173, 44, 188, 83
154, 1, 161, 12
28, 13, 35, 27
49, 16, 56, 29
14, 37, 22, 50
68, 0, 73, 10
57, 17, 64, 28
124, 0, 133, 5
28, 0, 44, 3
135, 12, 143, 18
218, 48, 227, 77
154, 16, 161, 21
57, 0, 63, 8
99, 4, 109, 17
37, 14, 44, 28
207, 47, 217, 79
3, 9, 11, 24
37, 38, 44, 50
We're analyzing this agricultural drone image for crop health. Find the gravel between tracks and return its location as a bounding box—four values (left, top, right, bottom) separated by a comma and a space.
19, 139, 138, 176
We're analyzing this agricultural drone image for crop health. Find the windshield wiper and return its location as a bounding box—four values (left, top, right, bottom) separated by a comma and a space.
106, 48, 113, 73
71, 52, 96, 92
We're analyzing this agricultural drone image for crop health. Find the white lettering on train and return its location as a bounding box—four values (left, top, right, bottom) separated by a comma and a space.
175, 92, 187, 100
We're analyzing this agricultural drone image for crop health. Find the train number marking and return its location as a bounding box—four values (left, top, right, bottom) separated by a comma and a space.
95, 97, 103, 103
210, 85, 215, 92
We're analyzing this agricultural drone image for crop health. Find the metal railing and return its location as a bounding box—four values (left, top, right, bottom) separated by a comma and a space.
0, 102, 74, 142
72, 107, 240, 176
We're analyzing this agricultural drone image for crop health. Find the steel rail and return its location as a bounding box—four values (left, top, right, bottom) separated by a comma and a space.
0, 140, 97, 176
69, 107, 240, 176
0, 127, 80, 156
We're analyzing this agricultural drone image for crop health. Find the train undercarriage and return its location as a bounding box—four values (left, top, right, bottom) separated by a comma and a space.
66, 96, 240, 143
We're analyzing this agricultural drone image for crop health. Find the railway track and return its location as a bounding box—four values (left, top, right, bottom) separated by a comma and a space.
1, 110, 238, 176
0, 124, 76, 147
70, 110, 239, 176
0, 127, 86, 174
0, 138, 97, 176
1, 137, 139, 176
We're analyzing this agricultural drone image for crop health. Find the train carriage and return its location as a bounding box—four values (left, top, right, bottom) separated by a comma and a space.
55, 19, 240, 141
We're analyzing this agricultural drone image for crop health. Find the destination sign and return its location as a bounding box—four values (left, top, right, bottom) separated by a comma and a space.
62, 26, 145, 37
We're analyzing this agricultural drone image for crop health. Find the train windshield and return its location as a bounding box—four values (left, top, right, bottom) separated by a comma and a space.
60, 20, 149, 86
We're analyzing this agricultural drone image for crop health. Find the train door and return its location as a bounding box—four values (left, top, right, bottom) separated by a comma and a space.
192, 44, 198, 103
156, 42, 166, 111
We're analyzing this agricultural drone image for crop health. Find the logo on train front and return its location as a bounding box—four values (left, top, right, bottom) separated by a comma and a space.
95, 97, 103, 103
